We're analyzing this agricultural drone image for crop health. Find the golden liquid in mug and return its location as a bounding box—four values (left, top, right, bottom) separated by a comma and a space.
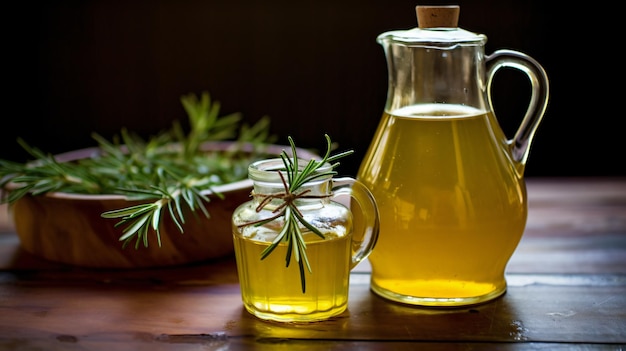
233, 229, 351, 322
357, 104, 527, 306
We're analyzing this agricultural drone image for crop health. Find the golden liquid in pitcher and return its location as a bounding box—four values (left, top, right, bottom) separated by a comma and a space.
233, 229, 351, 322
357, 104, 527, 306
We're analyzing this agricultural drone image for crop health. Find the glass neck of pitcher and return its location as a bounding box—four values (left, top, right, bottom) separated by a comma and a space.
378, 29, 489, 111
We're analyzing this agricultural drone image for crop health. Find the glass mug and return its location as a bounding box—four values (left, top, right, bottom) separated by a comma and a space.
232, 158, 379, 322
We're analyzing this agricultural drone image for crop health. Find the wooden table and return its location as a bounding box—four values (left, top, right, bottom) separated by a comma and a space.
1, 177, 625, 350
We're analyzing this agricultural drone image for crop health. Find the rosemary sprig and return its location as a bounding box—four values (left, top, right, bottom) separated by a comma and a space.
0, 91, 277, 249
238, 134, 353, 293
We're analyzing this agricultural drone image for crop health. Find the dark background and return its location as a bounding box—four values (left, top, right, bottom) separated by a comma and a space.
2, 1, 623, 177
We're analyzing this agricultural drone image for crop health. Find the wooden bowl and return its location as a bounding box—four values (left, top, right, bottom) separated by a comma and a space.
7, 142, 317, 268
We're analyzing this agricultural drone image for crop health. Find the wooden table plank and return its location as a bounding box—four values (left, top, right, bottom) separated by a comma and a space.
0, 265, 624, 349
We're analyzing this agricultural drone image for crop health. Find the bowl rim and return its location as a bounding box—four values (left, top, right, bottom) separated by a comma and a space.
4, 141, 318, 201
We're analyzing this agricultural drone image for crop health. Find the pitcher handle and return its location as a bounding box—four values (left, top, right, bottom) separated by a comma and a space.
332, 177, 380, 270
486, 49, 550, 169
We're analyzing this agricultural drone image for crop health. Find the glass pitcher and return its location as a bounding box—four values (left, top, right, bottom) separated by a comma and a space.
357, 5, 549, 306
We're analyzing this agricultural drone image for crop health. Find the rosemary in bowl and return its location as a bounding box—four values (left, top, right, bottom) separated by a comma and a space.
0, 92, 317, 268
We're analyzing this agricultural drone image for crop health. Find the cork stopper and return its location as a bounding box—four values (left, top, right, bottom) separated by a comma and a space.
416, 5, 460, 28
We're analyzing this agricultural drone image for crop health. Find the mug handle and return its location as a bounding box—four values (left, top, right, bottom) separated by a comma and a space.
331, 177, 380, 270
